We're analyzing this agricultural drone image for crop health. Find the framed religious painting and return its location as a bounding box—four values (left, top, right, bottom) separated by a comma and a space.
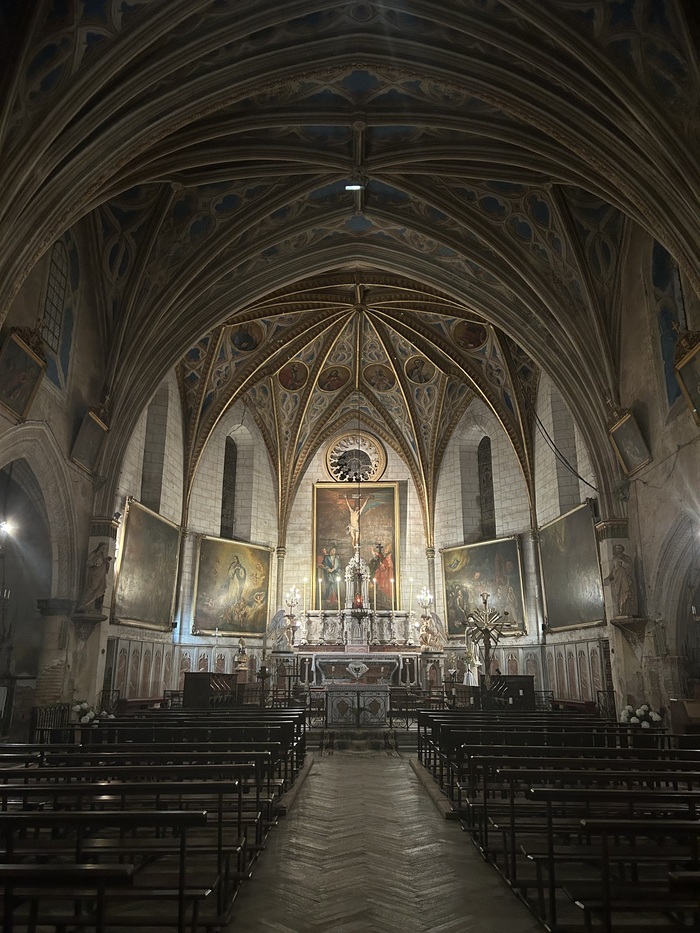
0, 329, 46, 421
70, 407, 109, 474
192, 536, 272, 637
112, 499, 181, 632
313, 482, 400, 612
608, 409, 651, 476
538, 502, 605, 631
441, 536, 526, 637
674, 335, 700, 425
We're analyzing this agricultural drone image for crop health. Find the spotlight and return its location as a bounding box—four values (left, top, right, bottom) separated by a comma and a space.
0, 521, 12, 535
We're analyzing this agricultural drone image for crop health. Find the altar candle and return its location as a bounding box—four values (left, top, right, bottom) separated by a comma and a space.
373, 578, 377, 613
318, 578, 322, 611
390, 578, 395, 611
336, 576, 341, 609
303, 577, 307, 613
409, 577, 413, 612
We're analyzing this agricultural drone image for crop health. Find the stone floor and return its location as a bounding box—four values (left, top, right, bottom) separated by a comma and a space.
228, 750, 543, 933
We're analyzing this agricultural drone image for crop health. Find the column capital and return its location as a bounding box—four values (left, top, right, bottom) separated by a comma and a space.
425, 547, 435, 560
276, 547, 287, 559
595, 520, 629, 542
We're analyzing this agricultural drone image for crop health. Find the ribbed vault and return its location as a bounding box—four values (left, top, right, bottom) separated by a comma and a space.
0, 0, 697, 540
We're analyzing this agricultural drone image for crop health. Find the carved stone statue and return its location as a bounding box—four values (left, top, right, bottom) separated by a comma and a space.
78, 542, 111, 612
603, 544, 637, 618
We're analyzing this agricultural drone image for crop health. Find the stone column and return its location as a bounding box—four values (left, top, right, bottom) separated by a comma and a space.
425, 546, 436, 596
35, 599, 74, 705
80, 518, 120, 705
596, 519, 641, 711
275, 546, 287, 611
523, 530, 545, 638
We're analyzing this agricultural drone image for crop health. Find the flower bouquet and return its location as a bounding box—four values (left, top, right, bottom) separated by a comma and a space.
71, 700, 116, 726
620, 703, 663, 729
71, 700, 96, 724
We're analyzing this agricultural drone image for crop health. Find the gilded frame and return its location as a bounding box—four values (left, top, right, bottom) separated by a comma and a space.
538, 502, 605, 632
0, 330, 46, 421
112, 499, 181, 632
312, 482, 400, 611
608, 410, 651, 476
192, 535, 272, 637
441, 536, 526, 636
70, 408, 109, 474
675, 339, 700, 426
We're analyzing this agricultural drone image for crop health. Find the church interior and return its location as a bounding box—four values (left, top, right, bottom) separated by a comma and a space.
0, 0, 698, 734
0, 2, 699, 928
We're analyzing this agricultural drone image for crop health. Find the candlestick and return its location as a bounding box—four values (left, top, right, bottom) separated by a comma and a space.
336, 575, 341, 609
303, 577, 307, 613
409, 577, 413, 612
390, 578, 395, 612
318, 577, 322, 611
373, 577, 377, 613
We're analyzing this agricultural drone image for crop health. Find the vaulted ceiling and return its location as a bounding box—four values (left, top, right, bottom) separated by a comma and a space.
0, 1, 698, 535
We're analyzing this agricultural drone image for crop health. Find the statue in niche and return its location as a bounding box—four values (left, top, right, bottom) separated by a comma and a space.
603, 544, 637, 617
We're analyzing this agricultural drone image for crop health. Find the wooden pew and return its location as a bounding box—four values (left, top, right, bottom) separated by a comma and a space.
565, 817, 700, 933
0, 862, 136, 933
85, 720, 303, 785
523, 786, 700, 926
0, 777, 247, 915
0, 763, 265, 856
0, 810, 212, 933
452, 743, 700, 806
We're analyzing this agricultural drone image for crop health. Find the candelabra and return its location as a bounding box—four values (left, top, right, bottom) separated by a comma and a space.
464, 591, 507, 689
417, 588, 436, 649
283, 586, 300, 649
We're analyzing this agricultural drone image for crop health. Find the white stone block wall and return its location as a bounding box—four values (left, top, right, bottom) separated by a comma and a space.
434, 399, 531, 621
533, 373, 559, 527
182, 402, 278, 638
115, 407, 147, 512
140, 385, 168, 513
534, 374, 596, 527
159, 372, 184, 524
551, 384, 580, 514
574, 421, 597, 501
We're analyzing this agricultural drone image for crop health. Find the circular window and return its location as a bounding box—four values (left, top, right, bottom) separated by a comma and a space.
325, 432, 386, 483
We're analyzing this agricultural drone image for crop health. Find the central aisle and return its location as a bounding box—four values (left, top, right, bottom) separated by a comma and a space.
228, 751, 543, 933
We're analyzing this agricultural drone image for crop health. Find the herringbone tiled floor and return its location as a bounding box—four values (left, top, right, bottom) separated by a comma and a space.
229, 751, 543, 933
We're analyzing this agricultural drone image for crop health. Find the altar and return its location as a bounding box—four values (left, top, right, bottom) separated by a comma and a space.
326, 683, 390, 727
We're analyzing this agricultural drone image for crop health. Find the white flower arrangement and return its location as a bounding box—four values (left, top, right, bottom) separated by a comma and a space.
71, 700, 116, 726
620, 703, 663, 729
71, 700, 96, 724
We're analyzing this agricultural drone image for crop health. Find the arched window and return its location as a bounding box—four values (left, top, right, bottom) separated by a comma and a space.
220, 436, 237, 538
41, 241, 68, 353
477, 436, 496, 539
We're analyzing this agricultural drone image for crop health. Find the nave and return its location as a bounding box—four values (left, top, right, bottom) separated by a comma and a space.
229, 750, 541, 933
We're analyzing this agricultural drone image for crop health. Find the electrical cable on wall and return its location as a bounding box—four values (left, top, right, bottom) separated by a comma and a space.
517, 375, 599, 494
